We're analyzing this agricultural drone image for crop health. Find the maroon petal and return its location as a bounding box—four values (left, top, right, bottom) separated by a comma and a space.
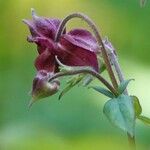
34, 37, 56, 54
23, 9, 62, 41
63, 29, 99, 53
35, 49, 57, 72
31, 9, 61, 40
34, 18, 61, 40
23, 19, 41, 38
57, 37, 99, 72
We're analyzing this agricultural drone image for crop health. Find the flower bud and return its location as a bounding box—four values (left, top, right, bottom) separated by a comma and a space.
28, 70, 60, 108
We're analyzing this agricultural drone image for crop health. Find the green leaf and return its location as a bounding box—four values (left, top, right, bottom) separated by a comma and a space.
82, 75, 93, 86
132, 96, 142, 117
138, 115, 150, 126
59, 75, 83, 99
99, 63, 106, 73
97, 56, 106, 74
131, 96, 150, 126
59, 85, 72, 100
91, 86, 115, 98
118, 79, 134, 94
103, 94, 135, 137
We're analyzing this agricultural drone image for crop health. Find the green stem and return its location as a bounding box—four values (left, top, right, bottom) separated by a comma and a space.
106, 39, 136, 150
49, 68, 118, 96
55, 12, 136, 149
55, 12, 118, 89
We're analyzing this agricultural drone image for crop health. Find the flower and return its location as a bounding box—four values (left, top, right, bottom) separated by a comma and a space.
23, 9, 99, 101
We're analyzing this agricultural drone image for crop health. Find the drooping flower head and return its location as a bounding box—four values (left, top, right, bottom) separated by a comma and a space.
23, 9, 99, 101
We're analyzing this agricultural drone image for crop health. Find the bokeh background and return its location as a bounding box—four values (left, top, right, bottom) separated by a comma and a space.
0, 0, 150, 150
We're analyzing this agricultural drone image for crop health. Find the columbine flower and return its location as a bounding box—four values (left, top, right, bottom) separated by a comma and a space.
23, 9, 99, 101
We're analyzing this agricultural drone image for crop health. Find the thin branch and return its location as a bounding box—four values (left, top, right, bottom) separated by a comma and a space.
49, 68, 118, 96
105, 38, 136, 150
55, 12, 118, 89
103, 38, 128, 92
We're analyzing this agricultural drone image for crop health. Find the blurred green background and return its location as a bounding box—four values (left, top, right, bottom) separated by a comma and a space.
0, 0, 150, 150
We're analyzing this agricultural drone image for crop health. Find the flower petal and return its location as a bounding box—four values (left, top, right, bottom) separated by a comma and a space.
34, 37, 56, 54
23, 19, 41, 38
34, 18, 61, 40
57, 37, 99, 72
31, 10, 61, 40
23, 9, 62, 40
63, 29, 99, 53
35, 49, 57, 72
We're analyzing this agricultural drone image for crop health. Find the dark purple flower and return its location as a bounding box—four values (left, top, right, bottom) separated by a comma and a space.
23, 9, 99, 100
